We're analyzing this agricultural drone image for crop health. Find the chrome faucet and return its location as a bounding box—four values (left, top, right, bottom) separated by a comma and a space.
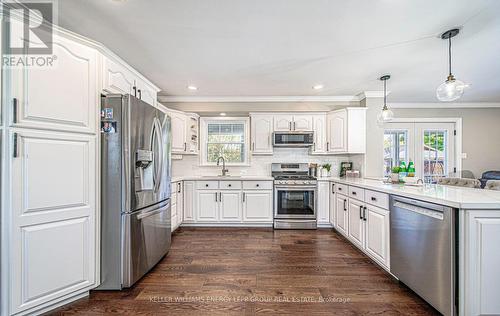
216, 156, 229, 176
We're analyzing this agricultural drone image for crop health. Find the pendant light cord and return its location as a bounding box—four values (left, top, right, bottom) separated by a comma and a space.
383, 79, 387, 108
448, 36, 452, 76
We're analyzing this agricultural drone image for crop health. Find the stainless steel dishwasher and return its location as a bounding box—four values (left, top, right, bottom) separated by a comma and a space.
390, 196, 457, 316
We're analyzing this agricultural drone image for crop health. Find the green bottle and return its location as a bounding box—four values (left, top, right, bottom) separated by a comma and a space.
399, 161, 407, 180
407, 159, 415, 177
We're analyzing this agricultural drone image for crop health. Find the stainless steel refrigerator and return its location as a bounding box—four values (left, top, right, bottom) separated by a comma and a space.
98, 94, 172, 290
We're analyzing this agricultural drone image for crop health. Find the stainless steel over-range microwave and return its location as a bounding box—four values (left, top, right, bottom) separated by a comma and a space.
273, 131, 314, 147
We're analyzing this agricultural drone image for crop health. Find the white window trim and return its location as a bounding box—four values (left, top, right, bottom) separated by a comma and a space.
199, 117, 251, 167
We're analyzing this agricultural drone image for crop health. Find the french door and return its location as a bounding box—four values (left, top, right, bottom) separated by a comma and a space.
384, 122, 456, 183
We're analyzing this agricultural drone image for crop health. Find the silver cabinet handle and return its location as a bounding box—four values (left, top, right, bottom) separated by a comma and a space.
242, 192, 245, 202
313, 142, 316, 151
359, 205, 363, 219
13, 133, 19, 158
138, 89, 142, 100
219, 192, 222, 202
215, 192, 218, 202
184, 143, 187, 151
344, 199, 347, 211
293, 121, 296, 130
363, 207, 367, 221
13, 98, 18, 123
327, 142, 329, 151
331, 184, 335, 194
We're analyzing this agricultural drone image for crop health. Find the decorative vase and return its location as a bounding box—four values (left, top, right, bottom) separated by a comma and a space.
390, 173, 400, 183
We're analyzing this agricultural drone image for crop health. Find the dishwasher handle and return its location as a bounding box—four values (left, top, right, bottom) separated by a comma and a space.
393, 200, 445, 220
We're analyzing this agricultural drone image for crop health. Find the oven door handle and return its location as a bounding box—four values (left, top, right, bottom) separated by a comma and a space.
274, 186, 317, 190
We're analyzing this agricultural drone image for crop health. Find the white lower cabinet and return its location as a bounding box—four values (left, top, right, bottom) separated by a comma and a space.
333, 182, 390, 270
347, 198, 365, 249
243, 191, 273, 222
171, 181, 183, 232
317, 181, 330, 226
220, 191, 242, 222
196, 190, 219, 221
461, 210, 500, 316
364, 205, 390, 268
335, 194, 349, 236
183, 180, 273, 225
329, 182, 336, 227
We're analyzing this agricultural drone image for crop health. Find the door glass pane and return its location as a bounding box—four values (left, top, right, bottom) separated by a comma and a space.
383, 130, 408, 176
423, 130, 448, 184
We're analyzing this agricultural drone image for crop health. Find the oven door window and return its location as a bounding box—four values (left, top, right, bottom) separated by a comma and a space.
276, 190, 315, 216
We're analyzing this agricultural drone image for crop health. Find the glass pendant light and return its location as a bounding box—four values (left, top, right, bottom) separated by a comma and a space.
436, 29, 468, 102
377, 75, 393, 124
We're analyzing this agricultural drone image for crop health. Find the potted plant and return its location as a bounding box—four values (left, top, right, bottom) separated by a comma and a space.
391, 166, 400, 183
321, 163, 332, 177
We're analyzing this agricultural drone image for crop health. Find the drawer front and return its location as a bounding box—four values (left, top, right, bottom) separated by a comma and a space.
348, 186, 365, 201
364, 190, 389, 209
242, 181, 273, 190
219, 181, 242, 190
335, 183, 348, 195
196, 181, 219, 190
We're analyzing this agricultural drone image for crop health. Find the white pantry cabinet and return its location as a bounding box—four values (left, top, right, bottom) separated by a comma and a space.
183, 181, 196, 223
327, 108, 366, 154
317, 181, 330, 226
250, 114, 273, 155
9, 129, 96, 315
171, 181, 183, 232
10, 34, 98, 134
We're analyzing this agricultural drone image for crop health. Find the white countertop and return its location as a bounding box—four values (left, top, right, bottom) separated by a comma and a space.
171, 175, 274, 182
322, 177, 500, 209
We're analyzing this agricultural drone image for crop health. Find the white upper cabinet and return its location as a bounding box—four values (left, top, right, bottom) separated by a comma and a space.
311, 114, 327, 154
250, 114, 273, 155
11, 34, 98, 134
273, 114, 312, 132
327, 108, 366, 154
103, 58, 158, 107
165, 109, 198, 155
102, 57, 135, 95
274, 115, 294, 131
293, 115, 313, 131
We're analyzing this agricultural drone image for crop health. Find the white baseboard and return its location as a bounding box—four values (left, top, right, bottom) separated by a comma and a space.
181, 222, 273, 228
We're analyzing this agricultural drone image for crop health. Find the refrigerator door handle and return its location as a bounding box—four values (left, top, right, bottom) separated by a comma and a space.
155, 117, 164, 192
152, 118, 163, 193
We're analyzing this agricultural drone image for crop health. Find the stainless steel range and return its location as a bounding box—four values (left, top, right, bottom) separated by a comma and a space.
272, 163, 317, 229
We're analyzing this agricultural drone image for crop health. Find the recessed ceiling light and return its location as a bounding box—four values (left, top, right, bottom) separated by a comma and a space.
220, 112, 227, 116
187, 85, 198, 91
312, 84, 324, 90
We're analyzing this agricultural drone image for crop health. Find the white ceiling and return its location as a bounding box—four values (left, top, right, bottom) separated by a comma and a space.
57, 0, 500, 102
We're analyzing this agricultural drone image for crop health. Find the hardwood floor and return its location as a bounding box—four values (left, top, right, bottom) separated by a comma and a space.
49, 228, 439, 315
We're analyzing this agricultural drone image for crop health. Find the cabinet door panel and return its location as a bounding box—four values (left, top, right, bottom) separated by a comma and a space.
273, 115, 293, 131
293, 115, 313, 131
10, 130, 96, 314
251, 115, 273, 154
220, 191, 242, 222
243, 191, 273, 222
365, 205, 390, 268
311, 115, 327, 154
183, 182, 195, 222
347, 199, 364, 249
196, 191, 218, 221
169, 112, 187, 153
329, 183, 336, 227
12, 34, 98, 134
103, 58, 135, 95
335, 195, 348, 236
328, 110, 347, 152
317, 181, 330, 224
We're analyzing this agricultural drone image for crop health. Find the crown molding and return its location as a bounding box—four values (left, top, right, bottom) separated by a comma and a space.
389, 102, 500, 108
157, 95, 360, 103
357, 91, 389, 100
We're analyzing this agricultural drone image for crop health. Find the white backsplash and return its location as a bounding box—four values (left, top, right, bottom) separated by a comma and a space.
172, 147, 364, 178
